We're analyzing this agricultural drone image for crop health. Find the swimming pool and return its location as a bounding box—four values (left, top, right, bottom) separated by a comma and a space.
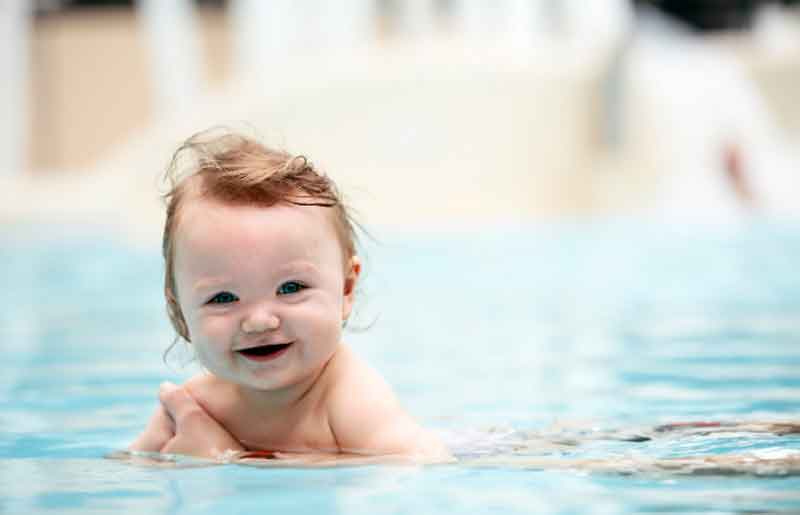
2, 220, 799, 513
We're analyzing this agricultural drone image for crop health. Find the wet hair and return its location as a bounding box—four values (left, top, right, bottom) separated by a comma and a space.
161, 128, 359, 356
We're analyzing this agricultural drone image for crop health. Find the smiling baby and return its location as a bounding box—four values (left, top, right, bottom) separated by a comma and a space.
129, 130, 447, 462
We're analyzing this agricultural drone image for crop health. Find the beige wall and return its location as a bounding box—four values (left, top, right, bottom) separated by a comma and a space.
29, 7, 230, 173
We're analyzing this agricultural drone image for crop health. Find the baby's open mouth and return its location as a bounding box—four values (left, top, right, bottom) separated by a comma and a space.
238, 343, 292, 359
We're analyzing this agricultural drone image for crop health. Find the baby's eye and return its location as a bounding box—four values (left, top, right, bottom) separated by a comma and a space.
277, 281, 307, 295
207, 291, 239, 305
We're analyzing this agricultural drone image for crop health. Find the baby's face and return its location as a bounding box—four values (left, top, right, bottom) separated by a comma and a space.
173, 197, 358, 392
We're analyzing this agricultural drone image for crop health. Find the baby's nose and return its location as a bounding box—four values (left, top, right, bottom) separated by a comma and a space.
241, 309, 280, 334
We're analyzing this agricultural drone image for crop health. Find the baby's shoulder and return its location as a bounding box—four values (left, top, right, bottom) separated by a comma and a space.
324, 345, 395, 401
323, 345, 433, 456
182, 372, 216, 395
323, 345, 405, 425
182, 373, 238, 417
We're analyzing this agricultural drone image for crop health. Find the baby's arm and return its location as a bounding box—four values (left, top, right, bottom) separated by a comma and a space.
128, 403, 174, 453
332, 402, 446, 461
157, 382, 244, 458
129, 382, 244, 459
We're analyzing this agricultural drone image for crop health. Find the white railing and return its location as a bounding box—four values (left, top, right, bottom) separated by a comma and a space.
137, 0, 203, 116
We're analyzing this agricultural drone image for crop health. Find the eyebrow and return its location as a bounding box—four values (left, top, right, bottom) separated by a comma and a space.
192, 278, 231, 296
280, 261, 320, 276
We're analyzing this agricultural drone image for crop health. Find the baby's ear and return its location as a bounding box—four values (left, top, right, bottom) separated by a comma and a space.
342, 256, 361, 320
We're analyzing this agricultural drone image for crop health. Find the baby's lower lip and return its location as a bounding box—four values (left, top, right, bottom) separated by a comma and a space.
237, 343, 293, 362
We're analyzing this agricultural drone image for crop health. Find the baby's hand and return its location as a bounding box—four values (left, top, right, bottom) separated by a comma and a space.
158, 382, 244, 459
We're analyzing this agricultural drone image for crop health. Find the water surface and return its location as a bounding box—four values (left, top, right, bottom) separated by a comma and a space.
2, 221, 799, 513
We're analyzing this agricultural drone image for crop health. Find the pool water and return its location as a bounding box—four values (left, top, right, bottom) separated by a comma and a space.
2, 221, 799, 514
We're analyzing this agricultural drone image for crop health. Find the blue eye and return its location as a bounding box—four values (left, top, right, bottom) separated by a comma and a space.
208, 291, 239, 304
277, 281, 306, 295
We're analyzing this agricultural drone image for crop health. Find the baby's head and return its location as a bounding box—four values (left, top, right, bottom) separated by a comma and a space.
161, 129, 359, 348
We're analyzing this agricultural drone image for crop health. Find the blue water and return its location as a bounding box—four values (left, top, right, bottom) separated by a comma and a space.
2, 221, 800, 514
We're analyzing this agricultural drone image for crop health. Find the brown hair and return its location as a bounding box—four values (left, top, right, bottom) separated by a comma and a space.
161, 128, 359, 351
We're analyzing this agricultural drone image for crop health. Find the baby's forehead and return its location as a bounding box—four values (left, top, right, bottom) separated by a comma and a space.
176, 194, 345, 253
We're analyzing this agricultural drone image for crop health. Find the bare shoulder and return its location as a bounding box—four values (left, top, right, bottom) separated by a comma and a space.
324, 345, 449, 460
182, 372, 216, 399
181, 373, 238, 417
325, 344, 399, 404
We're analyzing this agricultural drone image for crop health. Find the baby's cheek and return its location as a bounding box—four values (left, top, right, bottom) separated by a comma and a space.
196, 315, 234, 349
306, 299, 343, 341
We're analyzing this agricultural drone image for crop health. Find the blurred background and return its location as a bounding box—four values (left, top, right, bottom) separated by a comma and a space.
3, 6, 800, 512
2, 0, 799, 241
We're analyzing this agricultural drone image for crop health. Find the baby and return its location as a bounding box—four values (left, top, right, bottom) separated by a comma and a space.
129, 130, 447, 463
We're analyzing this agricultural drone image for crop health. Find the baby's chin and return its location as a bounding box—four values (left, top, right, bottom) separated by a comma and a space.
229, 365, 331, 394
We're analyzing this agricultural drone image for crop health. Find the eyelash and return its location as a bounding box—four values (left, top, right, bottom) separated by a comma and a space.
207, 292, 239, 305
277, 281, 307, 295
205, 282, 307, 304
